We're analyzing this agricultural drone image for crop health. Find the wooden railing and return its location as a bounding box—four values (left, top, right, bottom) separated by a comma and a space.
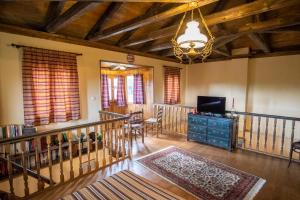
0, 111, 130, 199
153, 103, 300, 161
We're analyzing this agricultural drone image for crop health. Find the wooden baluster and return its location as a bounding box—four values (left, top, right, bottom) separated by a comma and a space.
58, 133, 64, 183
46, 136, 53, 186
127, 123, 132, 159
175, 107, 178, 133
281, 119, 286, 154
6, 144, 14, 197
101, 124, 106, 167
115, 123, 119, 161
168, 106, 171, 132
249, 116, 254, 147
179, 107, 183, 134
264, 117, 269, 148
20, 141, 29, 197
86, 127, 91, 172
67, 131, 74, 180
272, 119, 277, 150
256, 116, 261, 149
122, 124, 126, 159
77, 129, 83, 175
35, 137, 44, 191
290, 120, 295, 157
109, 126, 113, 165
94, 125, 99, 170
243, 115, 246, 139
164, 106, 167, 129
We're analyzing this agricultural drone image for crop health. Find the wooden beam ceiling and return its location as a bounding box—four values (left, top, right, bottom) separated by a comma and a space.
44, 1, 65, 25
89, 0, 219, 41
46, 2, 99, 33
85, 2, 123, 40
120, 0, 300, 47
0, 23, 177, 63
248, 33, 271, 53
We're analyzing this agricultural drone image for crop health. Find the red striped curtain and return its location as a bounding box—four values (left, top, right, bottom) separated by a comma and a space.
101, 74, 110, 109
116, 75, 126, 107
22, 47, 80, 126
164, 66, 180, 104
133, 74, 145, 104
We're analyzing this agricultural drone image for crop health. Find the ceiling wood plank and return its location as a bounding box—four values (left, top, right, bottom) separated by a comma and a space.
213, 49, 231, 57
0, 23, 177, 63
115, 3, 163, 46
87, 0, 204, 2
89, 0, 219, 41
248, 33, 271, 53
46, 2, 99, 33
121, 0, 300, 47
45, 1, 65, 25
85, 2, 123, 40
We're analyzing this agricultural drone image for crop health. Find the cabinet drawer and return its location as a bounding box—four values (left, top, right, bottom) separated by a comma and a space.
188, 115, 207, 126
207, 136, 230, 149
207, 128, 230, 139
188, 131, 206, 142
208, 118, 231, 128
188, 124, 206, 134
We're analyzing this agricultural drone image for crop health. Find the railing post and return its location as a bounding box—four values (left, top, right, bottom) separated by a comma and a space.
101, 124, 106, 167
264, 117, 269, 148
21, 141, 29, 197
281, 119, 286, 154
122, 121, 126, 159
46, 135, 53, 186
272, 119, 277, 150
77, 129, 83, 176
57, 133, 64, 183
94, 125, 99, 170
256, 116, 261, 149
249, 116, 254, 147
35, 136, 44, 191
5, 144, 14, 197
86, 127, 91, 172
67, 131, 74, 180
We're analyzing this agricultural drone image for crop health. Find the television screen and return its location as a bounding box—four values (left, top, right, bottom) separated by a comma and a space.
197, 96, 226, 115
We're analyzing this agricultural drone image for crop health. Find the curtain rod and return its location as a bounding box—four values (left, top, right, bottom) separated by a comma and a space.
10, 43, 83, 56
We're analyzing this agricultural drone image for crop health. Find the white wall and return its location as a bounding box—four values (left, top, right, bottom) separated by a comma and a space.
185, 58, 249, 112
0, 32, 185, 130
185, 54, 300, 118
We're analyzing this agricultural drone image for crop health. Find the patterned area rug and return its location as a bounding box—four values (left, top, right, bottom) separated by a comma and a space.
136, 146, 266, 200
60, 170, 184, 200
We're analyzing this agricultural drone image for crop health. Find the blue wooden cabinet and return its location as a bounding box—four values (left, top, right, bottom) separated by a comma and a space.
187, 113, 238, 151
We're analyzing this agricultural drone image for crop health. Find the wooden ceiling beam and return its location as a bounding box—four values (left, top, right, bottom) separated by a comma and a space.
85, 2, 123, 40
115, 3, 163, 46
0, 23, 177, 63
89, 0, 206, 2
213, 49, 231, 57
248, 32, 271, 53
89, 0, 219, 41
46, 2, 99, 33
121, 0, 300, 47
44, 1, 65, 25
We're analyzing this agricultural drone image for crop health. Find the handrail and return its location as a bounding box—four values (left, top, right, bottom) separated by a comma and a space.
0, 157, 53, 184
153, 103, 300, 121
0, 111, 129, 145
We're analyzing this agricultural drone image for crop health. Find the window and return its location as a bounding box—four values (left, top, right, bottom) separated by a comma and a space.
108, 77, 112, 101
164, 66, 180, 104
113, 77, 118, 100
127, 75, 134, 103
22, 47, 80, 125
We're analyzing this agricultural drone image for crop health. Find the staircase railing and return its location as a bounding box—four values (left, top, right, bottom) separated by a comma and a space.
0, 111, 130, 199
153, 103, 300, 161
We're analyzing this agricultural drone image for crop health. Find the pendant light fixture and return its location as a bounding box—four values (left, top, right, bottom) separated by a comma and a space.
171, 4, 214, 63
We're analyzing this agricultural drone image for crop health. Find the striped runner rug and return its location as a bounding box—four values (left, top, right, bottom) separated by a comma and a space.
60, 170, 184, 200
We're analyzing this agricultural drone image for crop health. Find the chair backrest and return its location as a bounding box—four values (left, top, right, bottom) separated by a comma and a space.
156, 107, 163, 123
129, 109, 144, 123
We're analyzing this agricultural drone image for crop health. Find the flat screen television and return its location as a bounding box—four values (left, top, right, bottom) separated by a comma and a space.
197, 96, 226, 115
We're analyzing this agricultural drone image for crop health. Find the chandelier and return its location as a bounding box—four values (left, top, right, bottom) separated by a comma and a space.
171, 6, 214, 63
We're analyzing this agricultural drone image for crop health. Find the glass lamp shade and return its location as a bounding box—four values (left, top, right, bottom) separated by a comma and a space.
177, 21, 208, 49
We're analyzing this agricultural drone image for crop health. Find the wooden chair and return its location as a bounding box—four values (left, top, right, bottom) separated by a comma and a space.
124, 110, 144, 143
288, 140, 300, 167
145, 107, 163, 137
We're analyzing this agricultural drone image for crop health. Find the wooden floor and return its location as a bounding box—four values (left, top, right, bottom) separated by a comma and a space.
31, 134, 300, 200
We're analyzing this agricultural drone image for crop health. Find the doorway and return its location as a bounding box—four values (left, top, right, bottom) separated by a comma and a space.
100, 61, 154, 118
